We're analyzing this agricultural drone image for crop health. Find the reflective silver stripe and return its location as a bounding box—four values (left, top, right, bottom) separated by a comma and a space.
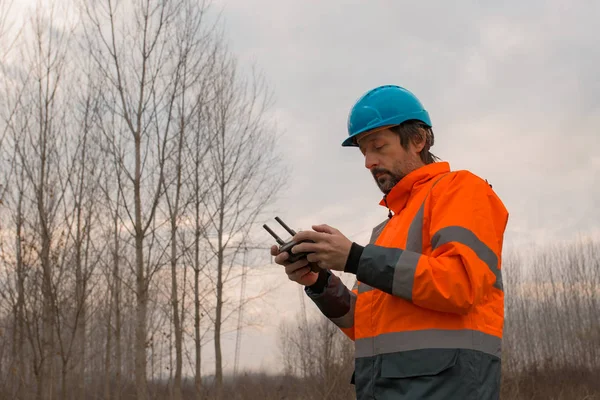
330, 291, 357, 329
355, 329, 502, 359
369, 219, 388, 244
405, 202, 425, 253
358, 174, 448, 296
388, 174, 449, 298
391, 250, 420, 300
357, 219, 389, 294
358, 282, 374, 294
405, 172, 449, 253
432, 226, 503, 291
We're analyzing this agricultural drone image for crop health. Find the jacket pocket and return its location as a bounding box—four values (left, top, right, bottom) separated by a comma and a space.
380, 348, 459, 378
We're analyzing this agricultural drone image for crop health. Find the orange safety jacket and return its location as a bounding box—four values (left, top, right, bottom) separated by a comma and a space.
305, 161, 509, 400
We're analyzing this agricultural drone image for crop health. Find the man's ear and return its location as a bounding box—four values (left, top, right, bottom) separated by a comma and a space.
410, 131, 427, 153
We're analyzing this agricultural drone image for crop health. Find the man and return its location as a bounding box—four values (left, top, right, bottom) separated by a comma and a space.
271, 85, 509, 399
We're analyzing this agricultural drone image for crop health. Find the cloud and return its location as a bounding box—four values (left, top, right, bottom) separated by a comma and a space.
207, 0, 600, 373
219, 0, 598, 248
10, 0, 593, 376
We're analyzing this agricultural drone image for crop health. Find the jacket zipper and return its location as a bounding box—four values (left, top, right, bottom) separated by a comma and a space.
384, 195, 392, 219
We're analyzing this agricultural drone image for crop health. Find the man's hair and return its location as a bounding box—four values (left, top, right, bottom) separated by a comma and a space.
390, 120, 440, 164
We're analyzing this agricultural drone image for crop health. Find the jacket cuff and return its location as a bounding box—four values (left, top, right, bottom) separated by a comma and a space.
306, 268, 330, 294
344, 242, 364, 275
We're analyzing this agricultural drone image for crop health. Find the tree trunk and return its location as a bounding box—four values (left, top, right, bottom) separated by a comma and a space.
170, 214, 183, 400
60, 361, 67, 400
38, 133, 55, 400
134, 131, 148, 400
113, 208, 122, 400
15, 180, 25, 400
74, 138, 87, 400
194, 140, 203, 399
104, 295, 112, 400
214, 186, 225, 399
194, 264, 202, 400
40, 238, 54, 400
168, 109, 186, 400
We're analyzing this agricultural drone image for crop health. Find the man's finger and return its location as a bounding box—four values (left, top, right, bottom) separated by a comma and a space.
290, 266, 311, 281
285, 258, 309, 275
274, 251, 289, 265
295, 265, 311, 277
291, 241, 322, 254
270, 245, 279, 256
293, 230, 328, 243
306, 253, 320, 263
312, 224, 337, 234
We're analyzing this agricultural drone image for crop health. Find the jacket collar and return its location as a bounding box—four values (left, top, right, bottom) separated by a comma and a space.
380, 161, 451, 216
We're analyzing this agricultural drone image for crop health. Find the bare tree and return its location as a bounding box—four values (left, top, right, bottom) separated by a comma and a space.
6, 3, 75, 398
277, 310, 355, 400
48, 56, 104, 400
158, 2, 217, 398
169, 21, 226, 400
81, 0, 201, 397
200, 46, 284, 397
0, 0, 22, 208
188, 103, 212, 399
0, 1, 22, 396
0, 162, 33, 399
500, 239, 600, 399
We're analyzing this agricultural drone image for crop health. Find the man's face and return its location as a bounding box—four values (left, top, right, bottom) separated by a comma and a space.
357, 128, 425, 194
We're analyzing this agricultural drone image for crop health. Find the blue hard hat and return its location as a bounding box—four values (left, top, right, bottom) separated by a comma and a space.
343, 85, 432, 147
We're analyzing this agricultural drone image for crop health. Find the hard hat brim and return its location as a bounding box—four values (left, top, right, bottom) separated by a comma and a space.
342, 124, 395, 147
342, 110, 432, 147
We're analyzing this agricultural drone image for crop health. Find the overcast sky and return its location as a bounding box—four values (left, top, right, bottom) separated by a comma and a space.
215, 0, 600, 374
8, 0, 600, 377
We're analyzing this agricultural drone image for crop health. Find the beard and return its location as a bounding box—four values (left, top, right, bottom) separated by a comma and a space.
371, 167, 405, 194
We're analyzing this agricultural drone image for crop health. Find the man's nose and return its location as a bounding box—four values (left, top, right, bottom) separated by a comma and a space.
365, 151, 378, 170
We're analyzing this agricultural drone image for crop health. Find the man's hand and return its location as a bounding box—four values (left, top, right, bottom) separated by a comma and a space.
291, 224, 352, 272
271, 245, 319, 286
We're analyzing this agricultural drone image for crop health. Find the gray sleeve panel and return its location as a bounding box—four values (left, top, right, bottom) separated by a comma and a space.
356, 244, 421, 301
329, 291, 356, 329
432, 225, 503, 291
305, 271, 354, 319
355, 244, 403, 297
